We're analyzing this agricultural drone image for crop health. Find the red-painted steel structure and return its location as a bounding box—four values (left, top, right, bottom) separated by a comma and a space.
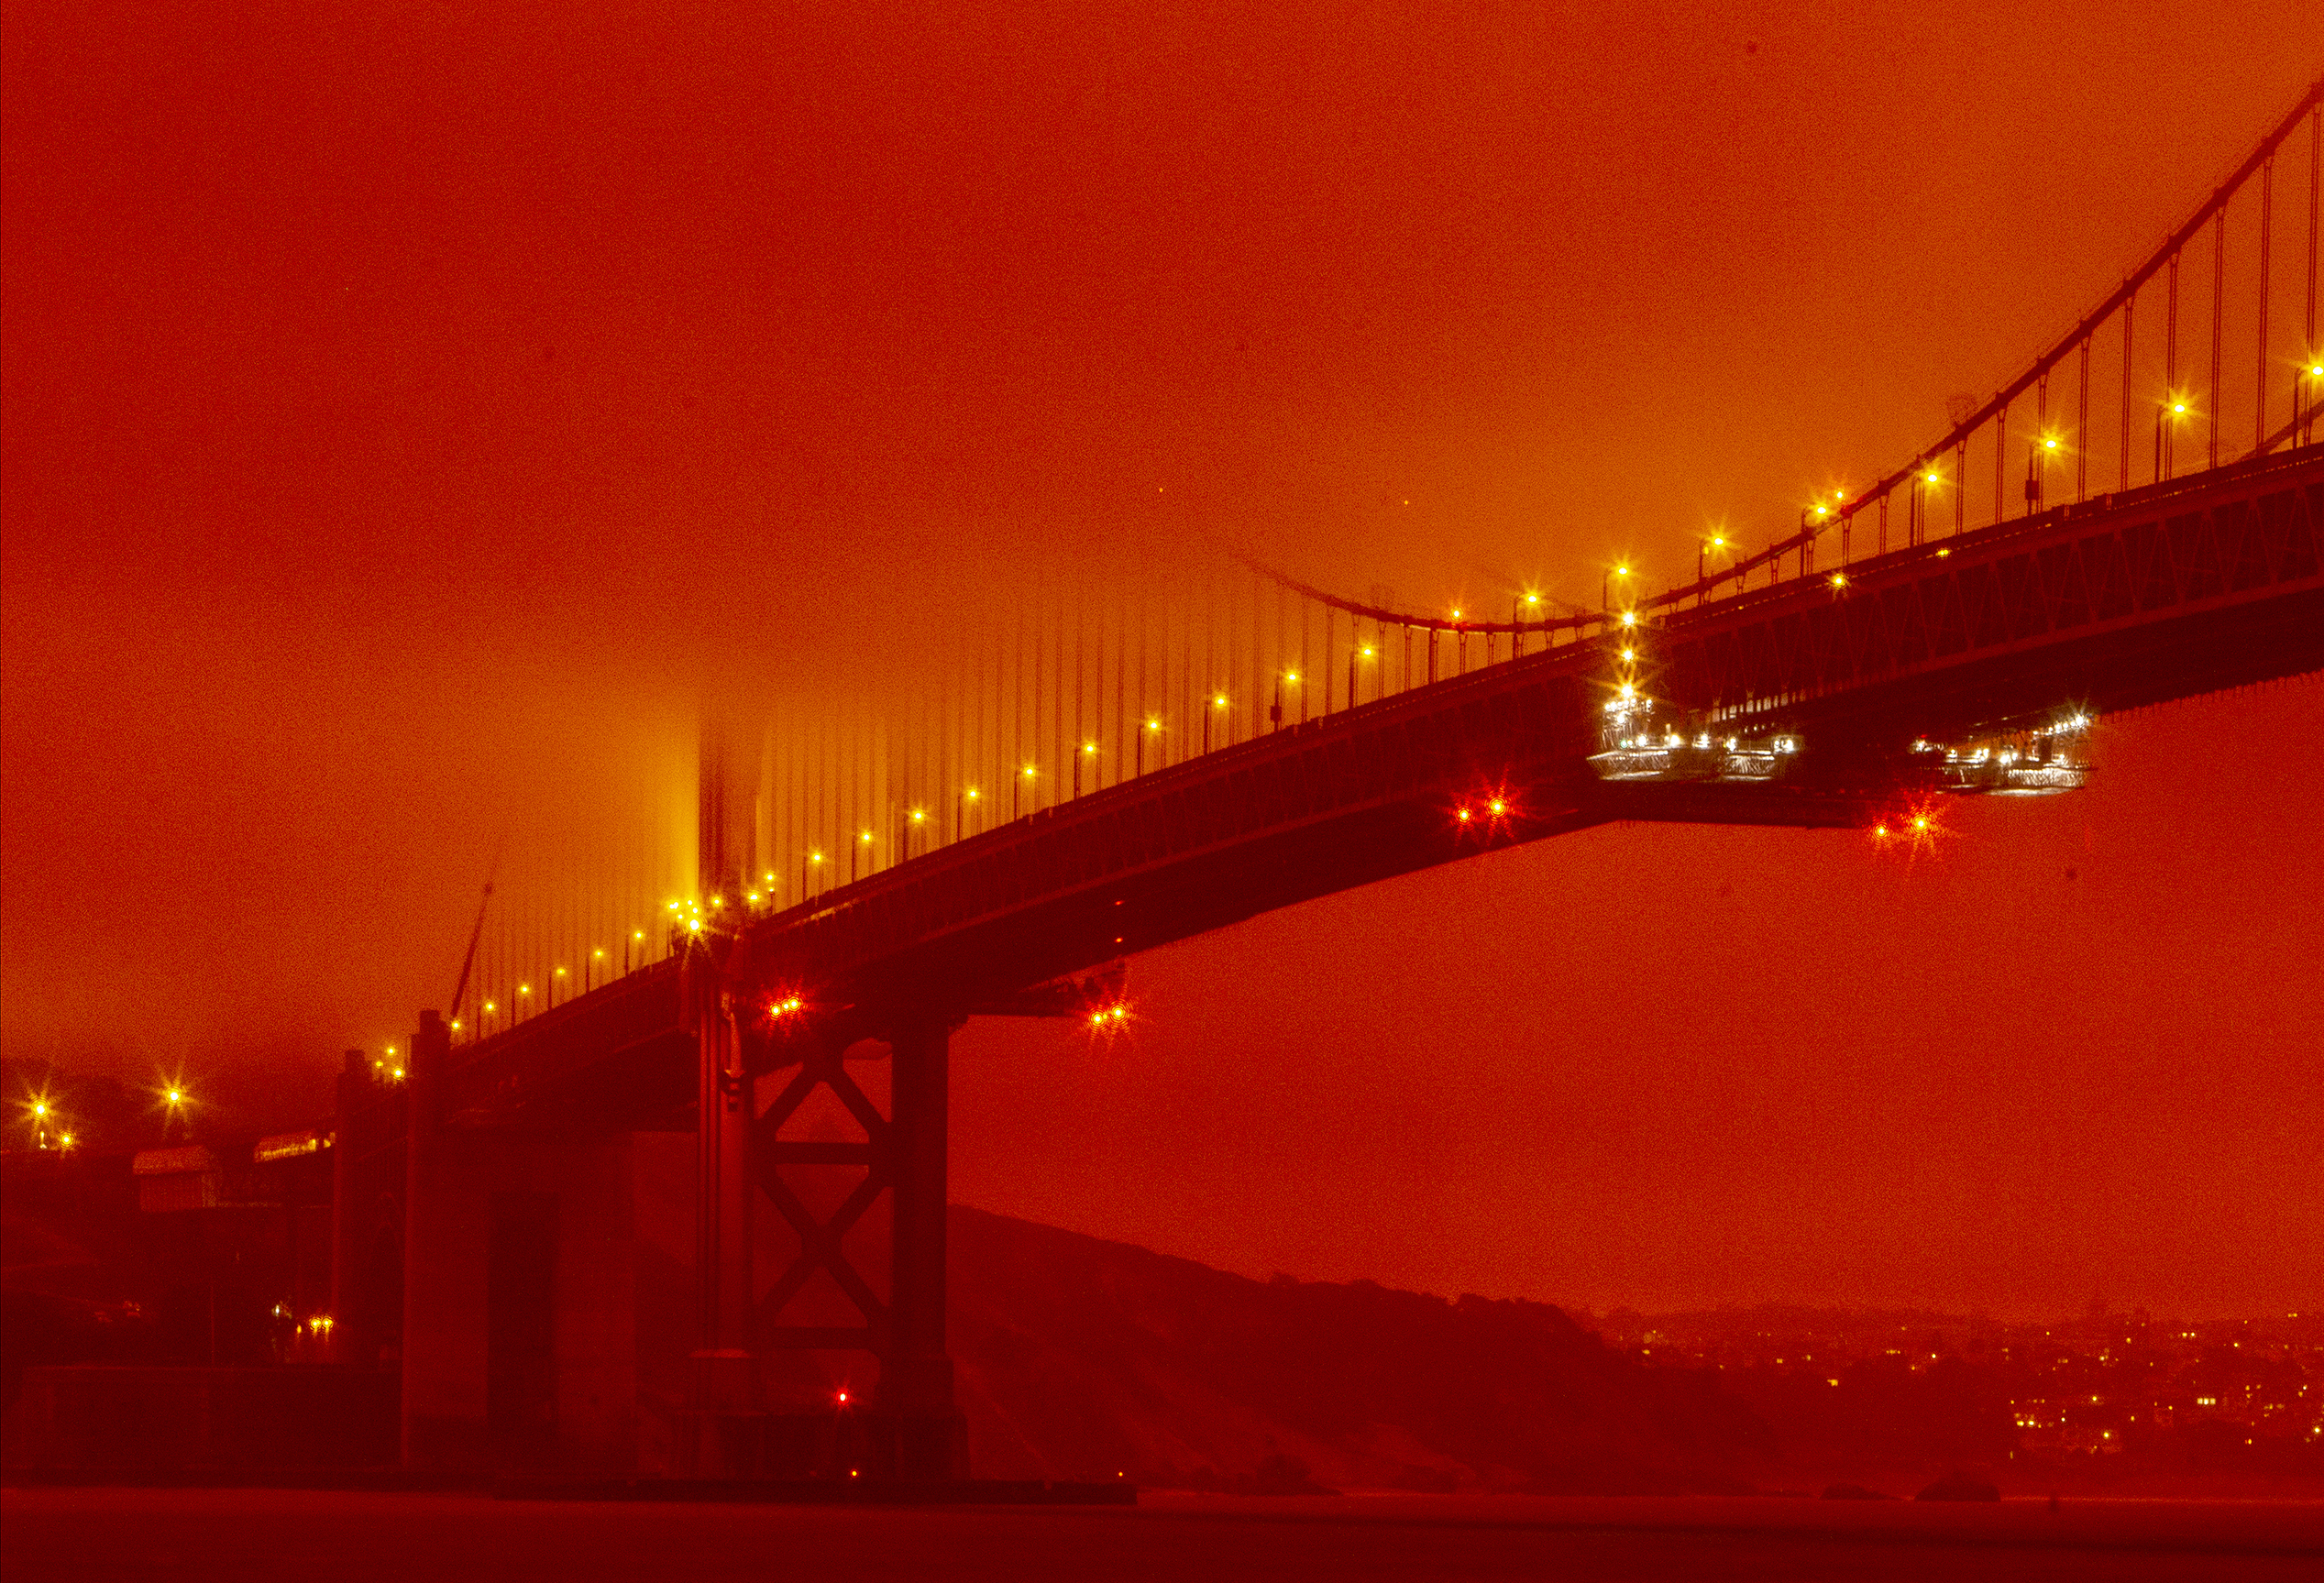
338, 81, 2324, 1480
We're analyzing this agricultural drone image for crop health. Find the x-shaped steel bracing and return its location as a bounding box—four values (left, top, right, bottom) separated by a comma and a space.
753, 1040, 892, 1349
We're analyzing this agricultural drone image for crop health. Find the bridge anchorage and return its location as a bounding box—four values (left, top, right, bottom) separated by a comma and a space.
355, 80, 2322, 1486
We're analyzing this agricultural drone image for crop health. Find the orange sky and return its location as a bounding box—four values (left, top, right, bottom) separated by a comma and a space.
5, 2, 2318, 1315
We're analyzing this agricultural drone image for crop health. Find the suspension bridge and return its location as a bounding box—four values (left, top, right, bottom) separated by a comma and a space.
326, 82, 2324, 1482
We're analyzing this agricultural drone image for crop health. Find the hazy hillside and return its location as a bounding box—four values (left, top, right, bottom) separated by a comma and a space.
947, 1206, 1768, 1492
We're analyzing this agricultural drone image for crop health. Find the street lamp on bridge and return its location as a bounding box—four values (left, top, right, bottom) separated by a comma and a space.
2023, 434, 2061, 516
1698, 535, 1732, 604
2156, 394, 2190, 482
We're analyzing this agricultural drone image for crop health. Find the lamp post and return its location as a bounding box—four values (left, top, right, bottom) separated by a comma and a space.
1801, 504, 1832, 577
1697, 538, 1727, 605
1207, 695, 1228, 753
2155, 397, 2187, 482
2025, 435, 2057, 517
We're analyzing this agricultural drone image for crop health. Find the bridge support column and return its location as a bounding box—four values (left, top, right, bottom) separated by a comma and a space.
330, 1050, 365, 1364
399, 1009, 456, 1469
688, 951, 757, 1472
875, 1013, 966, 1479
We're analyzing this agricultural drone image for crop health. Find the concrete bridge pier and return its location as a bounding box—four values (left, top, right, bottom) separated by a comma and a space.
872, 1012, 966, 1479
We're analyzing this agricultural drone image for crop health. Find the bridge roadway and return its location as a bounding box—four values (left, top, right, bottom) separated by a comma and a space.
444, 445, 2322, 1127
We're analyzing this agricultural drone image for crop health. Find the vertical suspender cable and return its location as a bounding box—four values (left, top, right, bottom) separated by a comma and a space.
2209, 209, 2224, 469
2308, 106, 2319, 444
2164, 252, 2179, 480
1993, 401, 2006, 524
2076, 340, 2089, 500
2258, 157, 2273, 453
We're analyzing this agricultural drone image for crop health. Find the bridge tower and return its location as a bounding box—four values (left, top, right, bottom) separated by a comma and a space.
687, 716, 758, 1468
689, 716, 969, 1479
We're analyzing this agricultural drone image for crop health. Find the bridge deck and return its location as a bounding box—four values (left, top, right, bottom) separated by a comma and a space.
449, 448, 2323, 1118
